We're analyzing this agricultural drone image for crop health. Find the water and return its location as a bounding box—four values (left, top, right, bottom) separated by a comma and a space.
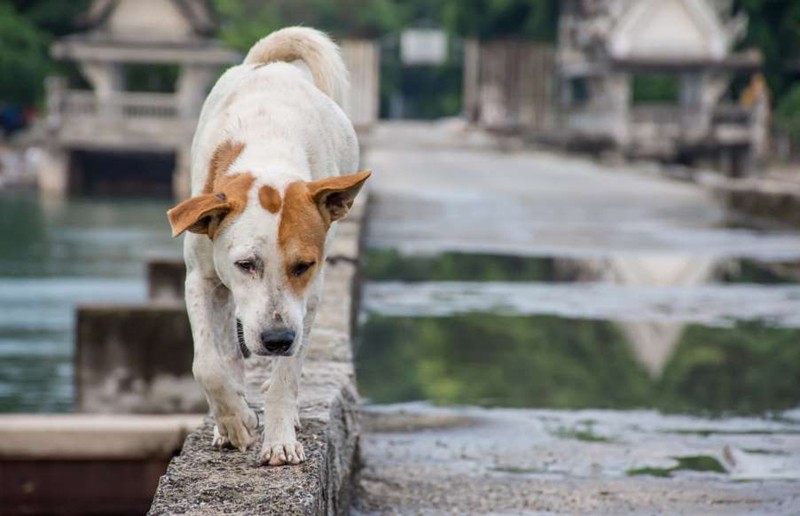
0, 192, 179, 412
356, 251, 800, 415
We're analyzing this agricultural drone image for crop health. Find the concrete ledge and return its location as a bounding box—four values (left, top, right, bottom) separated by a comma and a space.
713, 177, 800, 227
148, 199, 366, 515
0, 415, 203, 516
0, 414, 203, 460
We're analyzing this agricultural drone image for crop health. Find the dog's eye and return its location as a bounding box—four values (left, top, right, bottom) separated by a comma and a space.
291, 261, 315, 278
235, 259, 257, 274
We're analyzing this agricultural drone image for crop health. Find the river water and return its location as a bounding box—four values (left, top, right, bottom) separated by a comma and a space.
0, 191, 179, 412
352, 123, 800, 512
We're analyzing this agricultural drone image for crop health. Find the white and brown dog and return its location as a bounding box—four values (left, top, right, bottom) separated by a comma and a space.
167, 27, 369, 466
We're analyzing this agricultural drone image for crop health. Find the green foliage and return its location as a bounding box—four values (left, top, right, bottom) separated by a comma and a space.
734, 0, 800, 104
632, 74, 680, 104
0, 1, 88, 105
775, 84, 800, 142
442, 0, 558, 41
212, 0, 406, 51
0, 4, 50, 105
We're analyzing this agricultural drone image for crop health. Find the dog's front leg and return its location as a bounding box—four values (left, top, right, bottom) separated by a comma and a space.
186, 269, 257, 452
259, 350, 306, 466
258, 288, 320, 466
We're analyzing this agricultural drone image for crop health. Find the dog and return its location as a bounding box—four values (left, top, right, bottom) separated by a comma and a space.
166, 27, 369, 466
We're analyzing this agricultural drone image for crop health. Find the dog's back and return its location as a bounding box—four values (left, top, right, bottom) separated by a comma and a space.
189, 27, 357, 195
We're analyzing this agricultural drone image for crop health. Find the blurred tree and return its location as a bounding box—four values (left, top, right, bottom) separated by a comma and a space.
734, 0, 800, 104
8, 0, 89, 36
0, 4, 50, 105
212, 0, 406, 51
441, 0, 559, 41
776, 85, 800, 142
0, 1, 87, 105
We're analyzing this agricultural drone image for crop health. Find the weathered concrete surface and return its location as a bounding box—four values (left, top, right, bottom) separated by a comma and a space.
76, 303, 206, 414
148, 201, 366, 515
354, 404, 800, 515
362, 121, 800, 260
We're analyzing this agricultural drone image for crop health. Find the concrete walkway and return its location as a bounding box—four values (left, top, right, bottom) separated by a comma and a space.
355, 122, 800, 514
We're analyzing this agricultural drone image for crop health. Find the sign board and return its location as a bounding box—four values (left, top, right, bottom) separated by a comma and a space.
400, 28, 447, 66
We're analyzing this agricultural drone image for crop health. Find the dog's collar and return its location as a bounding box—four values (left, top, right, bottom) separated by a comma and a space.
248, 403, 264, 430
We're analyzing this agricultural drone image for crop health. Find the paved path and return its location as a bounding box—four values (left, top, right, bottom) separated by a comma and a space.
354, 122, 800, 514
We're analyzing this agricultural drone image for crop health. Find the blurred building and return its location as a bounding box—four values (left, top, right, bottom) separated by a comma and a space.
41, 0, 238, 199
558, 0, 767, 175
39, 0, 379, 199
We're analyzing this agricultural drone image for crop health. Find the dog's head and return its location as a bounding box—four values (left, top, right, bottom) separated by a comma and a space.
167, 144, 370, 357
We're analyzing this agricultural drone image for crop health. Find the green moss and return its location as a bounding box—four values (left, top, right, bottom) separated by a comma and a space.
627, 455, 726, 478
551, 423, 612, 443
491, 466, 544, 475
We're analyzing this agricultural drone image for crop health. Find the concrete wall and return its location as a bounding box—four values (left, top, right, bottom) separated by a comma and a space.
76, 303, 206, 414
75, 258, 202, 414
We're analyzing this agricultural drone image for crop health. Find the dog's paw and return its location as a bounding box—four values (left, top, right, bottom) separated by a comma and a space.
259, 440, 306, 466
212, 411, 257, 452
211, 424, 232, 449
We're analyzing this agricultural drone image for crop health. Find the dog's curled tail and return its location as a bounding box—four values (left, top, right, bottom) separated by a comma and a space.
244, 27, 347, 101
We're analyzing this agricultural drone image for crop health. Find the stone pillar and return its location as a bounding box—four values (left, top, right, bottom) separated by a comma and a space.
79, 61, 125, 116
37, 148, 70, 199
176, 64, 216, 118
605, 72, 630, 147
173, 143, 192, 200
44, 76, 65, 132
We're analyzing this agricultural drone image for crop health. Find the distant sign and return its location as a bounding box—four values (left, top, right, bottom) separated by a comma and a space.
400, 28, 447, 65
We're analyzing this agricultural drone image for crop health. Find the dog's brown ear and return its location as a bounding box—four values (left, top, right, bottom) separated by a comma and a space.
167, 193, 232, 238
307, 170, 371, 223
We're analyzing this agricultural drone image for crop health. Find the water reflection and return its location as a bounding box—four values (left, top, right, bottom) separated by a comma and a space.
0, 192, 179, 412
357, 315, 800, 415
357, 250, 800, 415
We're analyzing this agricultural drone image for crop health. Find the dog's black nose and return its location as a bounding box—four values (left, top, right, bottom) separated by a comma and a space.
260, 328, 295, 354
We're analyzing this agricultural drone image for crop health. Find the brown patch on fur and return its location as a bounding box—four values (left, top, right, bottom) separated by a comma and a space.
209, 173, 255, 238
204, 140, 246, 194
167, 173, 254, 239
259, 185, 282, 214
307, 170, 371, 223
278, 181, 327, 295
276, 171, 371, 295
167, 140, 252, 239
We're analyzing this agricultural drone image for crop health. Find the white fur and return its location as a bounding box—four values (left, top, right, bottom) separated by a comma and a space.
182, 27, 359, 465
